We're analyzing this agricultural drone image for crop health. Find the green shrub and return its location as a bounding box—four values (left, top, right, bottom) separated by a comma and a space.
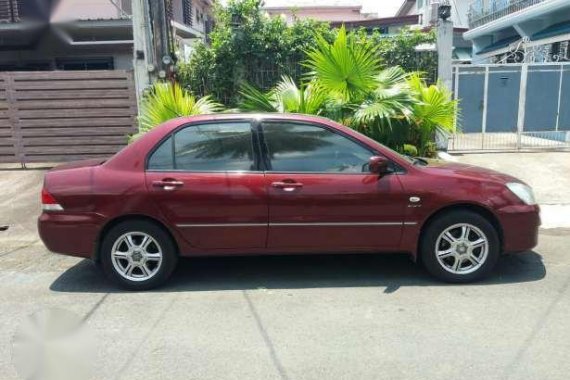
132, 82, 222, 141
177, 0, 334, 106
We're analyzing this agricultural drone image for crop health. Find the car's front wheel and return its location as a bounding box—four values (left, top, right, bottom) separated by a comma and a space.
100, 220, 178, 290
420, 210, 500, 283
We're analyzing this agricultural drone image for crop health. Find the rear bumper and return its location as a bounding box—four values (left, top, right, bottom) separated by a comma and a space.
497, 204, 540, 254
38, 212, 105, 258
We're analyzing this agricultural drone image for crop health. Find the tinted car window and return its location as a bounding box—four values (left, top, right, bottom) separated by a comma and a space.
262, 122, 373, 173
148, 136, 173, 170
148, 122, 255, 171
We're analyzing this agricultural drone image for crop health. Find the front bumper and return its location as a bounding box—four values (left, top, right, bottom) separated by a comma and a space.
497, 204, 540, 253
38, 212, 106, 258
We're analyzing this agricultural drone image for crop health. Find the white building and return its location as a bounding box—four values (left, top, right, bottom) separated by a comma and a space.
464, 0, 570, 63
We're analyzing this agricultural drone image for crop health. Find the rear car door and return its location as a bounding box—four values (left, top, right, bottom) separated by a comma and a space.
260, 121, 406, 251
145, 120, 268, 250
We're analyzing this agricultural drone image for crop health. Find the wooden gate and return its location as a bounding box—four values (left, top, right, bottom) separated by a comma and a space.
0, 70, 137, 165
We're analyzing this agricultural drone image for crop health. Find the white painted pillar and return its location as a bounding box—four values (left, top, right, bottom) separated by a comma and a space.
437, 19, 454, 91
516, 64, 529, 150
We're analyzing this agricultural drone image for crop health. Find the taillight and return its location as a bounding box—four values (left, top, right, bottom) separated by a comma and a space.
41, 188, 63, 211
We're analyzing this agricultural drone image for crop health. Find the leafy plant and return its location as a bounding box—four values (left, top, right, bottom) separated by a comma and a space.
239, 76, 326, 114
133, 82, 222, 141
304, 26, 381, 104
371, 27, 438, 83
175, 1, 456, 156
177, 0, 334, 106
406, 74, 458, 156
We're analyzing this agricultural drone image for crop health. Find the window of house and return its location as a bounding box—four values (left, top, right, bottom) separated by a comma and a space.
182, 0, 193, 26
55, 57, 114, 70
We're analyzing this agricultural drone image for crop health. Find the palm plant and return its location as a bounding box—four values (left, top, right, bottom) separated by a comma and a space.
406, 74, 458, 156
134, 82, 222, 140
236, 25, 459, 157
304, 26, 381, 104
353, 67, 414, 127
239, 76, 326, 114
348, 67, 416, 150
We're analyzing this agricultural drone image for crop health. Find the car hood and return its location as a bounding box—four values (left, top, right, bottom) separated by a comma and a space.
420, 160, 522, 184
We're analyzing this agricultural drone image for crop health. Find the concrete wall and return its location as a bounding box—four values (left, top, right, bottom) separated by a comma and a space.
51, 0, 126, 22
0, 33, 133, 70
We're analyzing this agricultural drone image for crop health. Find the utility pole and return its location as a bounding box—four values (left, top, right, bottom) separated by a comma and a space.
436, 1, 454, 91
131, 0, 172, 114
148, 0, 173, 79
131, 0, 152, 113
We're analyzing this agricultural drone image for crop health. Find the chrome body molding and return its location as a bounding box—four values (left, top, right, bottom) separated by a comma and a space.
176, 223, 267, 228
176, 221, 418, 228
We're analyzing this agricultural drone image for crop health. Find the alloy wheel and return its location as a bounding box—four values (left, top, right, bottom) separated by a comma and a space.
435, 223, 489, 275
110, 232, 163, 282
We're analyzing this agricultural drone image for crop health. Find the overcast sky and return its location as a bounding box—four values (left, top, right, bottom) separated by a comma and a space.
260, 1, 405, 18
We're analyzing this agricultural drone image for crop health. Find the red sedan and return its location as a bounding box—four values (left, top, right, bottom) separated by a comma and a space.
38, 114, 540, 290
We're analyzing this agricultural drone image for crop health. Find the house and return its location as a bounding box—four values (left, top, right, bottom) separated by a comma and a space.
263, 0, 374, 24
396, 0, 473, 62
330, 15, 420, 35
396, 0, 470, 28
464, 0, 570, 63
0, 0, 213, 71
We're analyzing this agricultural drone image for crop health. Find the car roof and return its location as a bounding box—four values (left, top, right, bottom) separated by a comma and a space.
104, 112, 413, 171
169, 113, 337, 124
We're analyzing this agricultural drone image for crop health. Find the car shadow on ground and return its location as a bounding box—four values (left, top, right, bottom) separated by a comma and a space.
49, 251, 546, 294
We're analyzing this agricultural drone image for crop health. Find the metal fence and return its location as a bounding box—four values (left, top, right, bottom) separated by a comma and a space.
449, 62, 570, 151
0, 70, 137, 165
192, 51, 438, 106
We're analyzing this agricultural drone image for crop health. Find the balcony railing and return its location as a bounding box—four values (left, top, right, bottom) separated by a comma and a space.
0, 0, 19, 23
468, 0, 546, 29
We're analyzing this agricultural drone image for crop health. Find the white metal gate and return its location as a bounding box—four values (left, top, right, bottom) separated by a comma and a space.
449, 62, 570, 151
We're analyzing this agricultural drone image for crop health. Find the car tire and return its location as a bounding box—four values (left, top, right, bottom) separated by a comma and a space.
420, 210, 500, 283
100, 220, 178, 291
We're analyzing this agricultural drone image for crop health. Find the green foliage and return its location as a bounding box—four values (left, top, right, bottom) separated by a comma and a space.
175, 1, 453, 156
239, 76, 326, 114
132, 82, 222, 141
402, 144, 418, 157
305, 26, 381, 103
239, 26, 458, 156
177, 0, 334, 106
371, 27, 438, 82
406, 74, 459, 156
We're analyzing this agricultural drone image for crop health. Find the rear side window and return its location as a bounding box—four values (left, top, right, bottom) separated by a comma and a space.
148, 136, 173, 170
147, 122, 255, 171
261, 122, 373, 173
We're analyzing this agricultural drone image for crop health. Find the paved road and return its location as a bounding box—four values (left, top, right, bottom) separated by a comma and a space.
1, 155, 569, 380
0, 230, 569, 380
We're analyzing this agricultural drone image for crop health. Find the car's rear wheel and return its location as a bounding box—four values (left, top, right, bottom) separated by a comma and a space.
420, 210, 500, 283
100, 220, 177, 290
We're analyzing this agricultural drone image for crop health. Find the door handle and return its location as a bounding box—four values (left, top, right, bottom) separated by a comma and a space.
152, 179, 184, 191
271, 181, 303, 192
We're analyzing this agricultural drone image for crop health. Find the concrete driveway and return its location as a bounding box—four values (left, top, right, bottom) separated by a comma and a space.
1, 155, 569, 380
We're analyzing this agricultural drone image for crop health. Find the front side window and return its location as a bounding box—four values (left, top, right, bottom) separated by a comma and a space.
261, 122, 373, 173
147, 122, 255, 171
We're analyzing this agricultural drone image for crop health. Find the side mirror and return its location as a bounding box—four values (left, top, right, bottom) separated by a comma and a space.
368, 156, 390, 175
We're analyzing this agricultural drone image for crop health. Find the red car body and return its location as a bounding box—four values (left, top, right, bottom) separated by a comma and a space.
38, 114, 539, 263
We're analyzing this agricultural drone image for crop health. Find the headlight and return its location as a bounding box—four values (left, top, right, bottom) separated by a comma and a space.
506, 182, 536, 205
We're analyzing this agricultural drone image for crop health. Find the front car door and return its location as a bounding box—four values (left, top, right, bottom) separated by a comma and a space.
260, 121, 406, 252
145, 120, 268, 250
